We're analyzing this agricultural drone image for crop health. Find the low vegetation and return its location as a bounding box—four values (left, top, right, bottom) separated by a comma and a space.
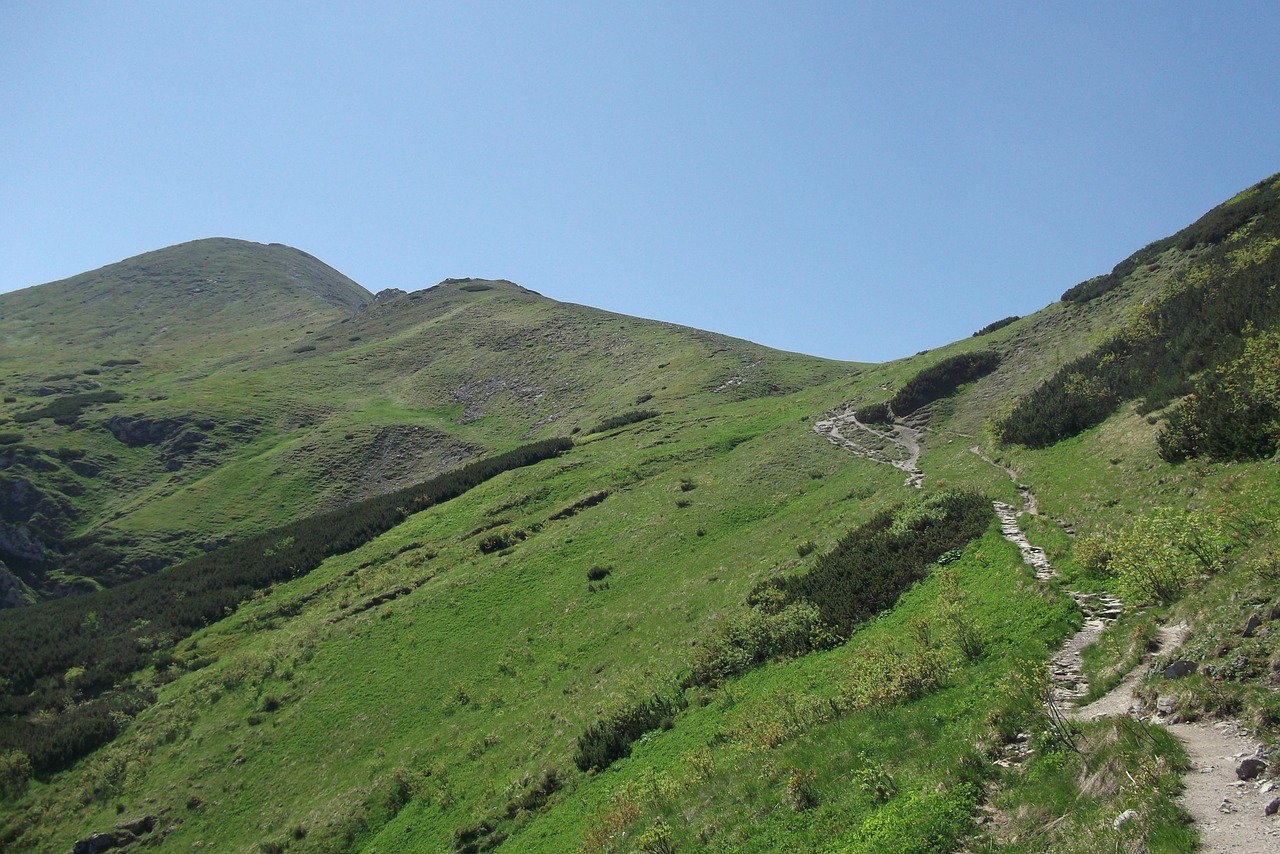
583, 410, 660, 435
1001, 175, 1280, 449
0, 439, 570, 777
6, 177, 1280, 852
857, 352, 1000, 422
12, 390, 124, 425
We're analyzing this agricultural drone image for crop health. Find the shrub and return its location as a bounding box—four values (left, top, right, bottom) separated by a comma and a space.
1108, 507, 1230, 605
853, 401, 891, 423
842, 784, 979, 854
888, 351, 1001, 415
0, 439, 572, 775
573, 692, 686, 772
0, 432, 21, 445
688, 597, 833, 687
505, 768, 561, 817
842, 620, 953, 711
12, 390, 123, 425
973, 316, 1020, 336
586, 566, 611, 582
853, 754, 897, 805
1157, 327, 1280, 462
783, 767, 819, 811
548, 491, 609, 521
478, 530, 527, 554
1004, 190, 1280, 449
584, 410, 659, 435
636, 819, 676, 854
758, 490, 991, 638
0, 749, 31, 799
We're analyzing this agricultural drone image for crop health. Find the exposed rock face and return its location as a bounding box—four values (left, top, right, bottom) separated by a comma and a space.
0, 560, 35, 608
105, 414, 190, 447
105, 413, 251, 471
65, 815, 160, 853
0, 522, 45, 563
0, 475, 43, 519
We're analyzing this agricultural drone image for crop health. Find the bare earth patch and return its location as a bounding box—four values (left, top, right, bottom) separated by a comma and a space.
1168, 719, 1280, 853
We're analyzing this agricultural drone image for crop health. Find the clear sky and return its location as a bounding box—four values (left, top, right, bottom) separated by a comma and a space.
3, 2, 1279, 362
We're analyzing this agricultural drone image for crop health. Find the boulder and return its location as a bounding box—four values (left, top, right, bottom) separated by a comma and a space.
67, 830, 133, 854
1243, 613, 1262, 638
1112, 808, 1138, 828
1237, 757, 1267, 781
1162, 660, 1198, 679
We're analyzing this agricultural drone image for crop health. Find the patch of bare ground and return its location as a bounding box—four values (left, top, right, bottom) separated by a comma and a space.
1169, 718, 1280, 853
813, 404, 924, 487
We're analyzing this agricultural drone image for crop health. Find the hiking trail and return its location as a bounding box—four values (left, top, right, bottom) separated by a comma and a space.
979, 448, 1279, 852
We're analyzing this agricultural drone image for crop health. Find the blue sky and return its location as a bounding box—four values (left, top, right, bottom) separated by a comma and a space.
3, 2, 1278, 362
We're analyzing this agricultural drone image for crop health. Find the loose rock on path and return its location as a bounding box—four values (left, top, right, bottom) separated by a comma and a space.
992, 495, 1279, 851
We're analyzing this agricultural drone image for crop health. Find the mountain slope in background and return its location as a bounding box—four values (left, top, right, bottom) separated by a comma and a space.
0, 244, 856, 597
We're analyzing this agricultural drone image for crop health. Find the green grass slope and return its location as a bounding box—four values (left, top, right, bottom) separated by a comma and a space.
4, 174, 1280, 853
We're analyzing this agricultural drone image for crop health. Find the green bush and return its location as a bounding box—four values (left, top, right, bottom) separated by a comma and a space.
573, 692, 686, 772
1108, 507, 1230, 605
0, 749, 31, 799
12, 390, 123, 425
1158, 327, 1280, 461
758, 490, 991, 638
584, 410, 659, 435
972, 316, 1020, 336
838, 783, 979, 853
688, 596, 833, 686
0, 438, 572, 776
1003, 182, 1280, 448
888, 351, 1001, 415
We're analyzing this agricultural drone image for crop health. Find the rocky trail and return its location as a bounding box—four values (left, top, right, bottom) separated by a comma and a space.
992, 489, 1279, 852
813, 404, 924, 488
819, 420, 1280, 847
992, 501, 1125, 706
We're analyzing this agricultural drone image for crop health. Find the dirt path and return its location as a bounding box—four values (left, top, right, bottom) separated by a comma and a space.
1167, 719, 1280, 853
813, 405, 924, 488
823, 428, 1280, 848
1071, 623, 1187, 721
992, 495, 1280, 851
971, 445, 1037, 514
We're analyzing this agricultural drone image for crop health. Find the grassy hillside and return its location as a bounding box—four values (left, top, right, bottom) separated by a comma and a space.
3, 175, 1280, 852
0, 247, 857, 598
